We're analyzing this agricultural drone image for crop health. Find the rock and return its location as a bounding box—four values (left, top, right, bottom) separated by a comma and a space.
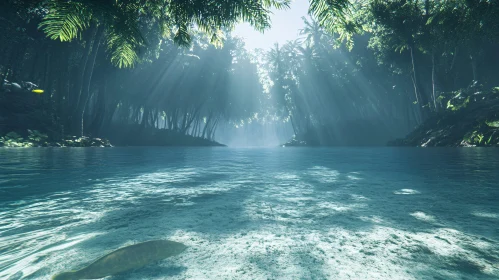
387, 88, 499, 147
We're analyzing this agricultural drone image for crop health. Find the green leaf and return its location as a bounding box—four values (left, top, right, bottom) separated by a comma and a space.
39, 0, 93, 42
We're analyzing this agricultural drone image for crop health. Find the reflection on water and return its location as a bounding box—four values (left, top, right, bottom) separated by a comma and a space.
0, 147, 498, 279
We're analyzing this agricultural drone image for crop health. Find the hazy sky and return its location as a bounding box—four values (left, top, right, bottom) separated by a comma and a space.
232, 0, 310, 51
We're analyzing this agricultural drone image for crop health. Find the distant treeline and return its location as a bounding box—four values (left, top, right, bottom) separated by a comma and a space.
264, 0, 499, 145
0, 0, 279, 142
1, 0, 498, 146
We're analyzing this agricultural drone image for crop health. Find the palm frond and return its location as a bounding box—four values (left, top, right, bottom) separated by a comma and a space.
309, 0, 350, 33
173, 24, 192, 47
105, 3, 145, 68
39, 0, 93, 41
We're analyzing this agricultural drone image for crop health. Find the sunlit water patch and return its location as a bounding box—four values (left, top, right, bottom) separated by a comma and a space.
471, 211, 499, 219
0, 147, 498, 279
394, 189, 421, 195
410, 211, 437, 223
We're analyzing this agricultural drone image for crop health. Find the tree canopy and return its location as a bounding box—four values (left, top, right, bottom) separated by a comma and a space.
1, 0, 499, 146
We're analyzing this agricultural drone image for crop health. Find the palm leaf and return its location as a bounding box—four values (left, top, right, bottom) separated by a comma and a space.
309, 0, 350, 34
105, 2, 145, 68
173, 24, 192, 47
39, 0, 93, 41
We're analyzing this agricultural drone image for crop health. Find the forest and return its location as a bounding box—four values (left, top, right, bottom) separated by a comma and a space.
1, 0, 498, 147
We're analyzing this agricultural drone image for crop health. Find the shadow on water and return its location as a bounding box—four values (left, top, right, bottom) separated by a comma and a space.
1, 147, 499, 279
0, 147, 195, 203
109, 265, 188, 280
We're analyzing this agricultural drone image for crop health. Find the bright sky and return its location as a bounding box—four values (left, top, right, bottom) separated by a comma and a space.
232, 0, 310, 51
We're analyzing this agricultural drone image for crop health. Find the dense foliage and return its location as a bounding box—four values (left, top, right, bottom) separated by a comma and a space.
1, 0, 498, 146
0, 0, 286, 143
266, 0, 499, 145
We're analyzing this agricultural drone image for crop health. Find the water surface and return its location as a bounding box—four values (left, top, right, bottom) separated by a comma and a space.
0, 147, 498, 279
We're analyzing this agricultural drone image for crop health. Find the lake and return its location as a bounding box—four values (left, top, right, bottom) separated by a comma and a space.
0, 147, 498, 279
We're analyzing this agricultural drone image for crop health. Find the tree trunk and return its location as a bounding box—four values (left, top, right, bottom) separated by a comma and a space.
409, 46, 421, 105
69, 25, 97, 128
180, 110, 188, 133
88, 78, 107, 134
102, 102, 119, 132
77, 25, 105, 136
141, 107, 149, 128
431, 51, 438, 112
409, 45, 429, 120
470, 53, 477, 82
201, 113, 213, 139
181, 104, 203, 135
196, 119, 202, 137
208, 116, 220, 141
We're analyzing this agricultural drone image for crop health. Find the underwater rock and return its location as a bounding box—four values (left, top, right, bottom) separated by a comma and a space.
51, 240, 187, 280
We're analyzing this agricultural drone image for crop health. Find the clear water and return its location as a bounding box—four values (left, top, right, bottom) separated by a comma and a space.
0, 147, 498, 280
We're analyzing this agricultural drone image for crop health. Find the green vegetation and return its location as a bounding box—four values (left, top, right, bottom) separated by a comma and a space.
486, 121, 499, 128
264, 0, 499, 146
0, 132, 29, 147
0, 129, 112, 147
1, 0, 498, 147
1, 0, 298, 144
389, 87, 499, 147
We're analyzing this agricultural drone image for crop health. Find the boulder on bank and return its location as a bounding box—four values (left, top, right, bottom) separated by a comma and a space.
388, 88, 499, 147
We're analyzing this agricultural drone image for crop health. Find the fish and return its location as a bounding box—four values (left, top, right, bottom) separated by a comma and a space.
51, 240, 187, 280
32, 89, 44, 94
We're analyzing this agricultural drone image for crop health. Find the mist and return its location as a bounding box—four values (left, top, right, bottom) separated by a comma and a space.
1, 0, 499, 149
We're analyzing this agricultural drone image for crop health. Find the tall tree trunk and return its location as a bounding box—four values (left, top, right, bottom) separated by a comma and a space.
431, 51, 438, 112
201, 113, 213, 139
141, 107, 149, 128
196, 119, 202, 137
409, 45, 429, 120
69, 25, 97, 129
289, 114, 298, 136
180, 111, 188, 133
409, 46, 421, 105
470, 53, 477, 83
77, 25, 105, 136
102, 102, 119, 132
181, 105, 203, 135
88, 78, 107, 134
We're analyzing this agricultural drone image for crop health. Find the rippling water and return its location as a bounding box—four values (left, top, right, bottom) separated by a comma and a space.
0, 147, 498, 279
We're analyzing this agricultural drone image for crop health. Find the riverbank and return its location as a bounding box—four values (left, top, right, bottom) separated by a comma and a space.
0, 90, 225, 148
0, 131, 113, 147
388, 87, 499, 147
0, 128, 225, 148
281, 119, 405, 147
281, 87, 499, 148
104, 125, 226, 147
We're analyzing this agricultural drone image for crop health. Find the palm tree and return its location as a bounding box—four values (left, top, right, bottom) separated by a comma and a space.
39, 0, 294, 68
308, 0, 351, 35
299, 17, 326, 49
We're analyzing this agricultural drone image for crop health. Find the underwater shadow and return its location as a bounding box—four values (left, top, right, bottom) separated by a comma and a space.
109, 265, 187, 280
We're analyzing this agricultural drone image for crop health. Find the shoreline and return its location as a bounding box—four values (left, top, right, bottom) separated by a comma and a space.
0, 131, 226, 148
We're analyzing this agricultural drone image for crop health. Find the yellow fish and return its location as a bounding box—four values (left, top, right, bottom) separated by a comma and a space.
52, 240, 187, 280
32, 89, 44, 94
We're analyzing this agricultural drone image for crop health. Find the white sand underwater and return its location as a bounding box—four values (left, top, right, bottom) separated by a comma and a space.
1, 148, 498, 279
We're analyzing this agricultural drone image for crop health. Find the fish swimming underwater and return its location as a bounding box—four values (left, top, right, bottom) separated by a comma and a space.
52, 240, 187, 280
32, 89, 44, 94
